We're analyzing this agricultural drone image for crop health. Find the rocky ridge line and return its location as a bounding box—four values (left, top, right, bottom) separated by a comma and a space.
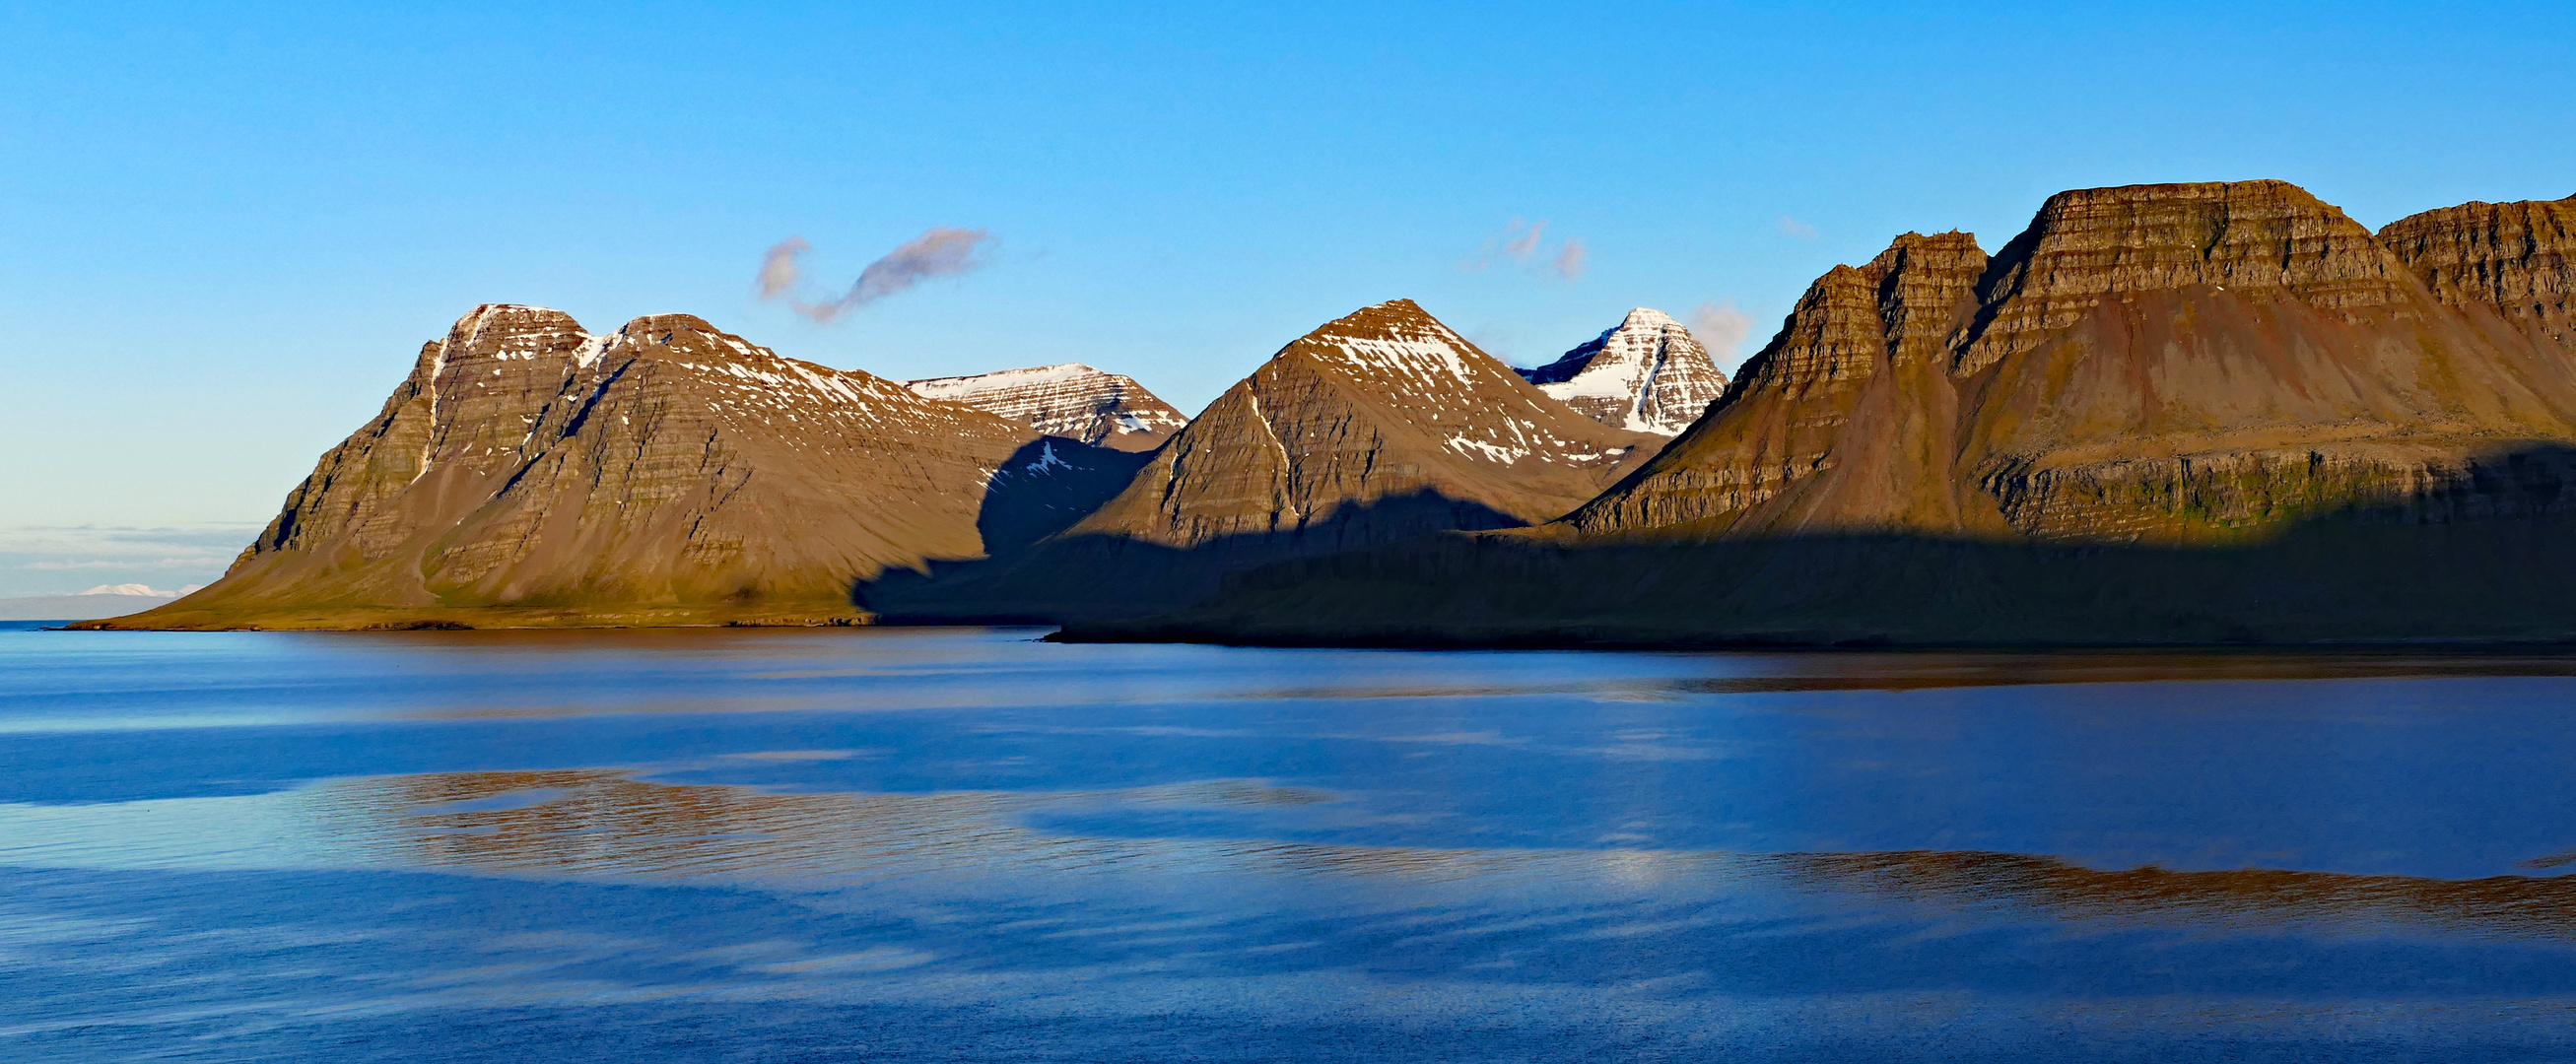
906, 363, 1189, 452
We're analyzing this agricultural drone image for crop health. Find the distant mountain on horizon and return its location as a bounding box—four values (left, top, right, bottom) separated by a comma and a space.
1518, 307, 1729, 434
906, 363, 1189, 452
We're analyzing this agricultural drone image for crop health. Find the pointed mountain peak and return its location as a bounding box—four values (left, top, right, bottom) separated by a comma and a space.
1520, 307, 1729, 435
1269, 299, 1508, 392
1292, 299, 1456, 345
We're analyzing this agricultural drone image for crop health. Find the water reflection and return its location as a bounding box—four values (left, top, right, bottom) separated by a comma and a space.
1760, 849, 2576, 938
14, 765, 2576, 942
1254, 649, 2576, 702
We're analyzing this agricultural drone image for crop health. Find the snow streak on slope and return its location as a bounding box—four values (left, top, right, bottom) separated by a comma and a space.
1520, 308, 1729, 434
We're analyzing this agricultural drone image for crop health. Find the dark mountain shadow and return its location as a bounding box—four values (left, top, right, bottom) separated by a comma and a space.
857, 488, 1526, 624
975, 437, 1155, 556
1060, 443, 2576, 647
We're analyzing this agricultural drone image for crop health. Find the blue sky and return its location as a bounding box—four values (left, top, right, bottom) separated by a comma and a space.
2, 1, 2570, 594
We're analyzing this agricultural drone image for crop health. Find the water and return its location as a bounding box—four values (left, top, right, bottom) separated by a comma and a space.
8, 624, 2576, 1061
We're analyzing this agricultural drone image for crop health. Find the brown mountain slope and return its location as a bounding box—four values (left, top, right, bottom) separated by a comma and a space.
861, 299, 1661, 621
2379, 195, 2576, 354
906, 363, 1189, 452
88, 305, 1134, 630
1076, 299, 1660, 548
1575, 180, 2576, 546
1068, 181, 2576, 646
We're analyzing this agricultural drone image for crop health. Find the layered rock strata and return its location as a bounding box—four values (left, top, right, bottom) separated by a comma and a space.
906, 363, 1189, 452
1577, 180, 2576, 546
95, 305, 1121, 630
1518, 307, 1729, 433
1078, 181, 2576, 646
862, 299, 1661, 620
2379, 195, 2576, 353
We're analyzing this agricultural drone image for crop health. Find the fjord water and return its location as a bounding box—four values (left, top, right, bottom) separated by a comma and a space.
9, 627, 2576, 1060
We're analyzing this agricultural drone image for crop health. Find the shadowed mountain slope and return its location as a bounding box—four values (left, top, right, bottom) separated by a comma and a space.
861, 299, 1662, 621
1067, 181, 2576, 646
87, 305, 1126, 630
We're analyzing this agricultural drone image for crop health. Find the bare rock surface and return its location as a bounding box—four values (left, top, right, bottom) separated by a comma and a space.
1578, 180, 2576, 547
1518, 308, 1729, 434
93, 305, 1087, 630
2380, 195, 2576, 353
906, 363, 1188, 451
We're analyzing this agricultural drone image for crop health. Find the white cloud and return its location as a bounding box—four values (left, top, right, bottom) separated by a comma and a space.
1688, 300, 1754, 359
1778, 216, 1818, 239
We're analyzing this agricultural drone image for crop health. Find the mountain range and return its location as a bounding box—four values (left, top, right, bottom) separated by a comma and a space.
81, 180, 2576, 644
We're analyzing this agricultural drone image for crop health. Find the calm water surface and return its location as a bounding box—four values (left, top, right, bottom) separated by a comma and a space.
8, 623, 2576, 1060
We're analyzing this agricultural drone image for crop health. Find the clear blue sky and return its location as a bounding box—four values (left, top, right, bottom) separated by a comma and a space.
3, 1, 2570, 594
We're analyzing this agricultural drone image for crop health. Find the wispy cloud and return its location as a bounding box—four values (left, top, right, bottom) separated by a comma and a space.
1688, 300, 1754, 359
1466, 218, 1586, 283
756, 236, 809, 299
755, 228, 996, 323
1778, 216, 1818, 239
1550, 238, 1588, 281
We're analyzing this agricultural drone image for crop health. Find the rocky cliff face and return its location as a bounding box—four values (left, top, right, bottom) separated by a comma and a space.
104, 305, 1114, 629
906, 363, 1189, 452
1518, 307, 1729, 434
2379, 195, 2576, 353
1576, 180, 2576, 546
1570, 233, 1989, 535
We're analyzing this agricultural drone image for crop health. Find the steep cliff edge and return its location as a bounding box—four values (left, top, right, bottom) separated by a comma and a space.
906, 363, 1189, 452
88, 305, 1108, 630
1576, 180, 2576, 547
1519, 307, 1729, 434
1073, 182, 2576, 646
861, 299, 1661, 621
2379, 195, 2576, 354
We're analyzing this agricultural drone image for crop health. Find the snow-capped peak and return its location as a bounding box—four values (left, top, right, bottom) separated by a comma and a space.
1519, 307, 1729, 435
77, 583, 186, 598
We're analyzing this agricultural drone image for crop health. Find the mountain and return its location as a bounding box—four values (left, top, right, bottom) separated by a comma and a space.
1063, 181, 2576, 646
0, 593, 174, 622
861, 299, 1664, 621
1517, 307, 1729, 433
2379, 194, 2576, 353
85, 305, 1139, 630
77, 583, 185, 598
906, 363, 1189, 452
